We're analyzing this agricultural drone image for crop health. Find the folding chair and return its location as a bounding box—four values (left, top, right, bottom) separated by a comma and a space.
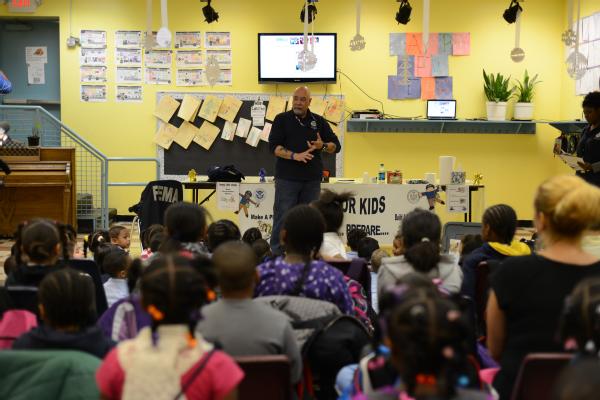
234, 355, 292, 400
511, 353, 573, 400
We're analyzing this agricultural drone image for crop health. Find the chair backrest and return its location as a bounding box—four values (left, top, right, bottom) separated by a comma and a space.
234, 355, 292, 400
68, 259, 108, 317
132, 180, 183, 232
474, 259, 501, 337
328, 258, 372, 304
3, 285, 39, 317
442, 222, 482, 253
511, 353, 573, 400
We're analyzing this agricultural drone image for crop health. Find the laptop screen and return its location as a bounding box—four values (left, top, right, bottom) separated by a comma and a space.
427, 100, 456, 119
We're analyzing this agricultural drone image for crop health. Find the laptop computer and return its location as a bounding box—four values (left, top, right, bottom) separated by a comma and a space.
427, 99, 457, 120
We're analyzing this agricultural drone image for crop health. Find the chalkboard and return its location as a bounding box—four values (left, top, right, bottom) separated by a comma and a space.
158, 92, 344, 180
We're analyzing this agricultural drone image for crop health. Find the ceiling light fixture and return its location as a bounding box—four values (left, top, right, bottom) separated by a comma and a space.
395, 0, 412, 25
300, 0, 318, 24
503, 0, 522, 24
202, 0, 219, 23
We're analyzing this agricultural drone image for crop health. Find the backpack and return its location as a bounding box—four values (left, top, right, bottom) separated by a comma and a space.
207, 165, 245, 182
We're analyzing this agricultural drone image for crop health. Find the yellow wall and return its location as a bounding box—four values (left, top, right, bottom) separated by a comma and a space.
1, 0, 595, 225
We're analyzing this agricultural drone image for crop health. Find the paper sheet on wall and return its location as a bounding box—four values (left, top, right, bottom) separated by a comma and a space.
206, 50, 232, 68
421, 77, 436, 100
80, 48, 107, 66
116, 67, 142, 83
115, 31, 142, 48
153, 95, 180, 122
397, 55, 415, 79
323, 98, 345, 123
435, 77, 453, 100
217, 182, 240, 211
176, 69, 204, 86
194, 121, 220, 150
438, 33, 453, 55
175, 31, 202, 49
217, 95, 243, 122
236, 118, 252, 138
116, 85, 142, 102
310, 97, 327, 116
80, 66, 107, 83
116, 48, 142, 66
266, 96, 286, 121
26, 46, 47, 64
198, 95, 223, 122
81, 30, 107, 48
176, 50, 203, 68
145, 67, 171, 84
446, 185, 469, 213
388, 76, 421, 99
260, 122, 272, 142
153, 123, 177, 149
221, 121, 237, 141
406, 33, 423, 56
246, 127, 262, 147
452, 33, 470, 56
174, 121, 198, 149
414, 56, 432, 78
431, 55, 449, 77
389, 33, 406, 56
218, 69, 233, 85
178, 95, 202, 121
80, 85, 107, 102
145, 50, 172, 67
424, 34, 439, 56
251, 101, 266, 127
28, 62, 45, 84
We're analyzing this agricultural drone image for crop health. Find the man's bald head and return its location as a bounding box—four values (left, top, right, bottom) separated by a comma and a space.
212, 241, 258, 294
292, 86, 312, 117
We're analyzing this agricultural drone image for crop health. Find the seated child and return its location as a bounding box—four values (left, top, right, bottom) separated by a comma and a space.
12, 268, 114, 358
346, 228, 367, 259
102, 246, 132, 307
97, 255, 243, 399
197, 241, 302, 383
241, 227, 262, 245
251, 238, 272, 263
109, 225, 131, 252
207, 219, 241, 253
83, 229, 110, 259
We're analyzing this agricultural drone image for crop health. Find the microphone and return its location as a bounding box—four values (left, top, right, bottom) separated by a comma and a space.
0, 121, 9, 134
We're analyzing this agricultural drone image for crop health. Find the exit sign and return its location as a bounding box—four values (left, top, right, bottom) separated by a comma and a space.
8, 0, 41, 13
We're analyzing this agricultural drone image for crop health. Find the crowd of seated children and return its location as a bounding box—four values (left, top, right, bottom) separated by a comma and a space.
197, 241, 302, 383
12, 268, 114, 358
378, 208, 463, 296
486, 175, 600, 400
96, 255, 243, 400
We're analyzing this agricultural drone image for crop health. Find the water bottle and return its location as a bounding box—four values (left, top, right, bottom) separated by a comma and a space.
378, 163, 386, 184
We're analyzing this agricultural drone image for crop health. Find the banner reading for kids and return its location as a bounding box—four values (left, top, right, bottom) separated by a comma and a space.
237, 183, 432, 244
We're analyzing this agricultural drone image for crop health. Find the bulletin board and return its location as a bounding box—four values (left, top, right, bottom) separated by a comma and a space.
156, 92, 345, 180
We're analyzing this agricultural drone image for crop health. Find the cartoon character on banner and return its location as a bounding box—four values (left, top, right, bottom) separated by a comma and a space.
421, 184, 445, 211
235, 190, 259, 217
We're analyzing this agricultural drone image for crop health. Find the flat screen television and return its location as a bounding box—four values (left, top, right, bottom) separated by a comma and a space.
258, 33, 337, 83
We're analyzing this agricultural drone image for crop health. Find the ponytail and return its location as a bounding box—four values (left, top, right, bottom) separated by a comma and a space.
404, 240, 441, 273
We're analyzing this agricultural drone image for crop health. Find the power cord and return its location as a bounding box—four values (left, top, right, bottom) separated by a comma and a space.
336, 68, 385, 117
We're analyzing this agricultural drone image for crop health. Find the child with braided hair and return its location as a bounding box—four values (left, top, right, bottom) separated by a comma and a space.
96, 255, 242, 400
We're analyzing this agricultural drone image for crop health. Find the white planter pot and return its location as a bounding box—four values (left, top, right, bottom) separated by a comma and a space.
486, 101, 508, 121
514, 102, 534, 121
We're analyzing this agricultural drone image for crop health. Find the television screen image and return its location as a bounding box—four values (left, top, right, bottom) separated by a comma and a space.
258, 33, 337, 83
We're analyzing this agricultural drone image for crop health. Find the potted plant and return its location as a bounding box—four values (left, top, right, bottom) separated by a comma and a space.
512, 70, 541, 121
483, 70, 513, 121
28, 122, 41, 147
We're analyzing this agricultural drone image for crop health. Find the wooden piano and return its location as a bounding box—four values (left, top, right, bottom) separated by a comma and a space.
0, 147, 76, 237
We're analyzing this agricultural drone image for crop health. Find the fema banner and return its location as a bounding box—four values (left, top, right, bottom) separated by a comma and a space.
237, 183, 432, 245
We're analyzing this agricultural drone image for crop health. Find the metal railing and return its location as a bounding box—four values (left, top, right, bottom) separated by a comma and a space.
0, 105, 159, 230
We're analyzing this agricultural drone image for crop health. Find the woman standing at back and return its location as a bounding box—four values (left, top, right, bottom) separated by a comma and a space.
487, 175, 600, 400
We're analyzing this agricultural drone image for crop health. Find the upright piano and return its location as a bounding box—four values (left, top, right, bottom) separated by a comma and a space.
0, 147, 76, 236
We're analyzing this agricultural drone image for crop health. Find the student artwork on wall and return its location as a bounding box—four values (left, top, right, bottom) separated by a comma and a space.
145, 50, 172, 67
116, 48, 142, 66
116, 85, 143, 103
116, 67, 142, 84
388, 32, 470, 100
80, 66, 107, 83
115, 31, 142, 48
146, 67, 171, 84
81, 85, 107, 102
80, 30, 107, 48
176, 50, 203, 68
206, 50, 231, 69
176, 69, 205, 86
175, 31, 202, 49
205, 32, 231, 49
80, 48, 107, 66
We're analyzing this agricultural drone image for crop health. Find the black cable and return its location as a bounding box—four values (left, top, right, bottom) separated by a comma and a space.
336, 68, 385, 117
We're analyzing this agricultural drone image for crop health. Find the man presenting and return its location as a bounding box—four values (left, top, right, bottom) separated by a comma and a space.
268, 86, 341, 254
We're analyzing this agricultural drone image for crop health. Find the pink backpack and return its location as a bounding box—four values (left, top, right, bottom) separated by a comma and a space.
0, 310, 38, 349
